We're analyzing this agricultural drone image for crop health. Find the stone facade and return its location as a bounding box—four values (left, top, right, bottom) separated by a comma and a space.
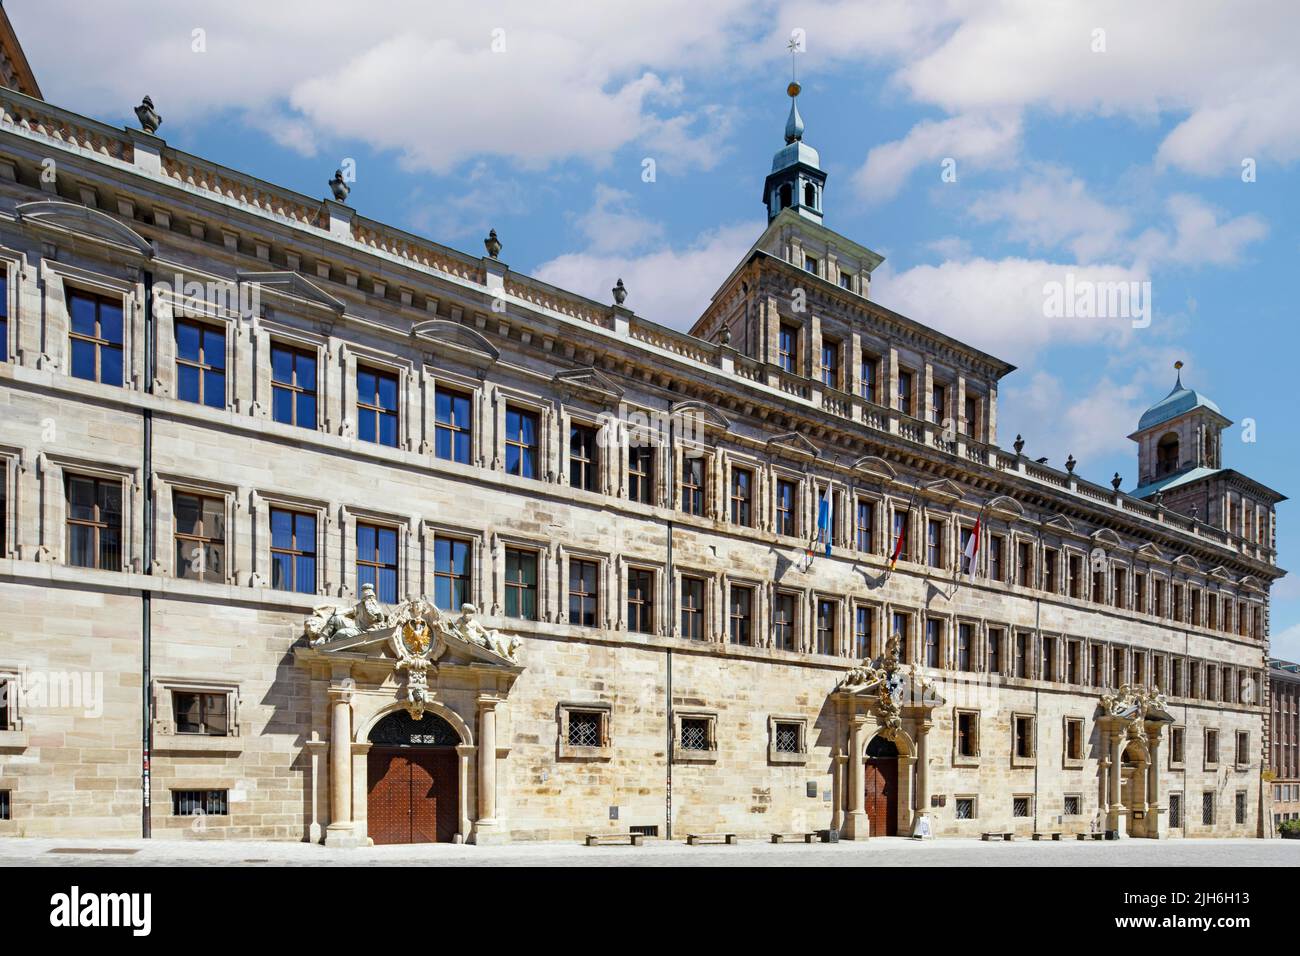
0, 74, 1284, 845
1268, 659, 1299, 833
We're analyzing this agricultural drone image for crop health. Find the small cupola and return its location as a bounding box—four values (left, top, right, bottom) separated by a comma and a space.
762, 80, 827, 224
1129, 361, 1232, 490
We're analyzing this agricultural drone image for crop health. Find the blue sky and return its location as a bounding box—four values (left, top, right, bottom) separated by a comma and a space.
11, 0, 1298, 654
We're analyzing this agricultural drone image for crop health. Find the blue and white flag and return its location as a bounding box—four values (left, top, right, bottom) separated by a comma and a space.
816, 480, 834, 557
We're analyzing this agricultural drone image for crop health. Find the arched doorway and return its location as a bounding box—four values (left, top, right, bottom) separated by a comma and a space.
366, 710, 461, 845
864, 735, 899, 837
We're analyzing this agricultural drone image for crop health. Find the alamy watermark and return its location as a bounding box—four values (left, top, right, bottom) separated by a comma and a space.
1043, 273, 1151, 328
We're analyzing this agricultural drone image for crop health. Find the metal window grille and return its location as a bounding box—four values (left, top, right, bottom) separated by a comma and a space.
568, 711, 602, 748
629, 825, 658, 837
1169, 794, 1182, 828
680, 718, 709, 751
955, 798, 974, 820
0, 790, 9, 820
1235, 792, 1246, 825
1202, 791, 1215, 825
172, 789, 228, 816
1013, 796, 1030, 818
775, 723, 800, 753
1064, 795, 1080, 816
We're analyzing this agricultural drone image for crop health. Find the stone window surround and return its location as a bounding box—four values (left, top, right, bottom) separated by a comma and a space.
1008, 530, 1037, 589
1235, 730, 1250, 770
424, 520, 485, 613
251, 490, 327, 594
724, 574, 764, 647
39, 453, 141, 572
150, 676, 243, 754
159, 298, 239, 412
257, 319, 327, 429
1169, 725, 1186, 769
921, 612, 950, 669
622, 560, 664, 636
1204, 727, 1220, 770
952, 707, 980, 767
493, 532, 550, 621
343, 506, 417, 603
674, 567, 713, 642
1062, 792, 1083, 816
769, 465, 805, 540
556, 700, 612, 761
852, 489, 884, 554
0, 669, 28, 749
954, 794, 978, 820
42, 260, 141, 388
767, 714, 809, 765
1062, 716, 1086, 769
984, 622, 1008, 677
0, 251, 17, 364
671, 441, 711, 516
952, 615, 981, 672
922, 510, 951, 570
342, 342, 416, 451
155, 473, 237, 584
673, 709, 718, 763
1012, 793, 1035, 819
1011, 712, 1037, 768
886, 604, 917, 663
723, 452, 763, 529
427, 368, 485, 465
617, 416, 670, 507
0, 445, 20, 561
812, 592, 846, 657
772, 585, 807, 653
561, 546, 611, 631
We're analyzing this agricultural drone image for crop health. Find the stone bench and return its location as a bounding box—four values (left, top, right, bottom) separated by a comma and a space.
1076, 832, 1106, 841
981, 831, 1015, 842
686, 833, 738, 846
585, 832, 644, 847
1032, 832, 1063, 841
770, 832, 817, 844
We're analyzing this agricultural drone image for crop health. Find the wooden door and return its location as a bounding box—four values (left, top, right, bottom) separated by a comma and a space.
863, 758, 898, 837
367, 746, 459, 844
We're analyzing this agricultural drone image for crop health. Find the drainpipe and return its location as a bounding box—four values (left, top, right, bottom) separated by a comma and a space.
141, 270, 154, 838
665, 412, 676, 840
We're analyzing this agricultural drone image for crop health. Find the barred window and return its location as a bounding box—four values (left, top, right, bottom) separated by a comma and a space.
955, 797, 975, 820
680, 718, 709, 751
1169, 793, 1182, 828
1063, 794, 1081, 816
568, 711, 602, 748
172, 789, 228, 816
1013, 796, 1031, 818
774, 721, 801, 754
1235, 791, 1247, 825
0, 790, 8, 820
1202, 790, 1215, 826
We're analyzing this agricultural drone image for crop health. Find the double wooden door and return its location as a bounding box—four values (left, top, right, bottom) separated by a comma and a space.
863, 758, 898, 837
367, 746, 459, 845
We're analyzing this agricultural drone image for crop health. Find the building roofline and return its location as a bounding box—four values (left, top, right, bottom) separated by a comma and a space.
0, 3, 41, 99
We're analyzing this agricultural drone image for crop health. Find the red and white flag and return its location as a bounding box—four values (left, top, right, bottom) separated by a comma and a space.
962, 515, 982, 581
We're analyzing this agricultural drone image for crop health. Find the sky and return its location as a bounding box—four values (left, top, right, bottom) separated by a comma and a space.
9, 0, 1299, 657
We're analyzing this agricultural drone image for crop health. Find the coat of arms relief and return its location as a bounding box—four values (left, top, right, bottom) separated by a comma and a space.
302, 584, 522, 719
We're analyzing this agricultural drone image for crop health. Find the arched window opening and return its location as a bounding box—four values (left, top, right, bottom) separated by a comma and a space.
1156, 433, 1180, 477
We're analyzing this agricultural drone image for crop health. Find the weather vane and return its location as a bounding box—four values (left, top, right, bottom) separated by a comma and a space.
787, 34, 803, 95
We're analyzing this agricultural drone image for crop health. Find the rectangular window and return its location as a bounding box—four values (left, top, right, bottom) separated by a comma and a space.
774, 721, 802, 753
1090, 645, 1104, 687
804, 255, 818, 274
1169, 793, 1182, 828
1091, 570, 1104, 603
357, 366, 399, 447
173, 491, 225, 582
816, 599, 837, 655
839, 272, 853, 291
1235, 791, 1247, 826
0, 274, 7, 363
924, 618, 941, 667
627, 568, 655, 634
1014, 631, 1029, 679
776, 479, 798, 536
172, 790, 228, 816
956, 623, 973, 671
680, 717, 710, 752
855, 500, 874, 552
1042, 636, 1056, 681
174, 319, 226, 409
930, 383, 946, 425
627, 444, 655, 504
435, 388, 474, 464
1111, 648, 1125, 689
568, 559, 599, 627
729, 585, 754, 646
1065, 718, 1083, 761
0, 790, 8, 821
567, 711, 602, 748
1066, 640, 1081, 684
1189, 661, 1200, 699
504, 548, 538, 621
892, 510, 908, 563
963, 395, 979, 437
1064, 794, 1081, 816
773, 593, 797, 651
568, 422, 598, 491
1202, 791, 1215, 826
897, 369, 913, 416
989, 536, 1004, 582
1191, 588, 1201, 624
860, 355, 878, 402
730, 467, 753, 526
1173, 584, 1184, 621
1014, 716, 1034, 759
680, 456, 705, 516
892, 612, 911, 663
1172, 726, 1185, 764
681, 576, 705, 640
1205, 728, 1219, 765
356, 523, 398, 604
777, 324, 798, 373
433, 537, 472, 611
1068, 554, 1082, 599
1043, 548, 1058, 592
65, 474, 122, 570
853, 606, 873, 659
956, 711, 978, 758
68, 290, 124, 387
926, 519, 943, 568
174, 691, 229, 736
1153, 655, 1165, 692
955, 797, 975, 820
1017, 541, 1033, 587
1208, 593, 1219, 630
1171, 659, 1183, 697
505, 407, 540, 479
1133, 652, 1145, 687
1113, 568, 1127, 608
1013, 795, 1032, 818
1236, 731, 1249, 766
1154, 579, 1165, 617
987, 627, 1003, 674
271, 344, 317, 428
820, 340, 839, 388
1134, 572, 1147, 613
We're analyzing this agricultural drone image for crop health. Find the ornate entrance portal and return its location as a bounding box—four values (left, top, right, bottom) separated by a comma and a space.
863, 736, 899, 837
366, 712, 461, 845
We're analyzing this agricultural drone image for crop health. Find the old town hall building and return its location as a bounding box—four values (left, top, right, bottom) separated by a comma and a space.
0, 18, 1287, 845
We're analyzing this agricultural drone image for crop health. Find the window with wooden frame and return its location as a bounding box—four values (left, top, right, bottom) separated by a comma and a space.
1014, 631, 1030, 679
568, 558, 599, 627
680, 455, 705, 516
897, 368, 913, 416
860, 353, 879, 403
855, 499, 875, 552
777, 323, 798, 373
1013, 714, 1036, 762
1135, 571, 1147, 613
1064, 717, 1084, 764
956, 622, 974, 672
853, 605, 874, 659
1113, 567, 1127, 608
963, 393, 980, 438
65, 473, 122, 570
955, 710, 979, 760
680, 575, 705, 640
924, 618, 942, 667
626, 567, 655, 634
729, 584, 754, 646
624, 442, 653, 504
1205, 728, 1220, 767
1235, 731, 1250, 767
433, 536, 472, 611
68, 289, 124, 387
174, 319, 226, 409
926, 518, 944, 569
173, 491, 226, 582
1089, 644, 1104, 687
1066, 639, 1082, 684
1017, 541, 1033, 587
730, 466, 753, 526
435, 387, 473, 465
174, 690, 230, 736
1041, 636, 1057, 682
1043, 548, 1058, 592
816, 599, 837, 655
820, 339, 840, 389
1068, 553, 1083, 598
0, 273, 7, 364
930, 382, 946, 425
988, 535, 1005, 582
504, 548, 539, 621
505, 405, 540, 479
986, 627, 1003, 674
356, 365, 399, 447
271, 343, 318, 429
776, 478, 798, 536
356, 523, 399, 604
773, 592, 797, 651
892, 611, 912, 663
568, 421, 598, 491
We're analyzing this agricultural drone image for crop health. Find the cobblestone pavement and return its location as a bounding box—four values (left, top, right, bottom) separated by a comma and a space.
0, 835, 1295, 866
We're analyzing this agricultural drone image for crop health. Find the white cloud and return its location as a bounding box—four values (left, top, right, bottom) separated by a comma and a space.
853, 112, 1021, 203
1271, 621, 1300, 664
1130, 195, 1268, 269
533, 222, 759, 331
573, 185, 665, 253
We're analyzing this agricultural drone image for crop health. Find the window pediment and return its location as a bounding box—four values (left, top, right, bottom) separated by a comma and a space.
238, 270, 344, 313
17, 200, 154, 257
412, 319, 499, 366
553, 366, 622, 401
851, 455, 896, 481
767, 431, 820, 460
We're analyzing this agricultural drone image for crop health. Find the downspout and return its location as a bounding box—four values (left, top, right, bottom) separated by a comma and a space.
665, 413, 676, 840
141, 270, 154, 838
